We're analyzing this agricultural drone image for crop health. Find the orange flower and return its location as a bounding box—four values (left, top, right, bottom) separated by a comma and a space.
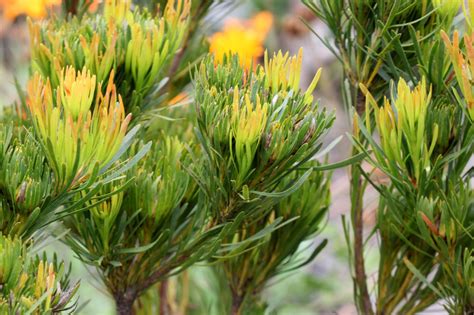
1, 0, 60, 20
88, 0, 101, 12
250, 11, 274, 41
209, 11, 273, 70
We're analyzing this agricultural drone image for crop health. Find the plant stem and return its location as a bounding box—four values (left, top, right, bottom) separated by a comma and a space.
384, 268, 413, 314
348, 86, 373, 315
68, 0, 79, 15
178, 271, 190, 314
135, 254, 189, 293
114, 289, 137, 315
351, 163, 373, 315
231, 292, 244, 315
159, 280, 169, 315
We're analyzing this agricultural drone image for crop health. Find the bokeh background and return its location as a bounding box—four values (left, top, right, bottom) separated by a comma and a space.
0, 1, 390, 314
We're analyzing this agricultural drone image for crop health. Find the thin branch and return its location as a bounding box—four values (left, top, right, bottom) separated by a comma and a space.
159, 280, 169, 315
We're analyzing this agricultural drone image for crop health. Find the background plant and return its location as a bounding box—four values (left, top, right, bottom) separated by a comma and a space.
356, 76, 472, 313
305, 0, 473, 313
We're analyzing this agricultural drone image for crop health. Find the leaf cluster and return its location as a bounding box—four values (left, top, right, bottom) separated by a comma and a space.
29, 0, 191, 117
0, 234, 79, 314
219, 163, 331, 313
193, 52, 334, 223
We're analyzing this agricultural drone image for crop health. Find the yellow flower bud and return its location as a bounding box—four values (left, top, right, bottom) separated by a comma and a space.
59, 67, 96, 119
17, 273, 29, 290
34, 260, 45, 298
263, 48, 320, 104
27, 70, 131, 190
231, 88, 268, 186
104, 0, 132, 23
363, 77, 437, 183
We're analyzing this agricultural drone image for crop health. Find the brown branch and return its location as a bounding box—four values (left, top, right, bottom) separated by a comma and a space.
111, 254, 189, 314
67, 0, 79, 15
159, 280, 169, 315
231, 291, 244, 315
114, 288, 138, 315
135, 254, 189, 295
351, 143, 373, 315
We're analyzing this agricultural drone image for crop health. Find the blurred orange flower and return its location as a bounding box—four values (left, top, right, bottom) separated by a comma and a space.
0, 0, 60, 20
250, 11, 274, 40
209, 11, 274, 70
88, 0, 101, 12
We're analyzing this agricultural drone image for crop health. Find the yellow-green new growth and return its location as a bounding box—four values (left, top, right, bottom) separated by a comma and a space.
362, 78, 438, 183
104, 0, 133, 24
231, 88, 268, 187
125, 0, 190, 93
80, 25, 118, 85
28, 0, 191, 116
433, 0, 461, 25
85, 182, 124, 255
263, 48, 322, 104
126, 20, 169, 92
27, 68, 131, 190
60, 67, 96, 119
0, 235, 79, 313
463, 0, 474, 33
442, 30, 474, 121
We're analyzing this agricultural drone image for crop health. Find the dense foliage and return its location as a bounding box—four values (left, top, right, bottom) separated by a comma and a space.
0, 0, 472, 314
